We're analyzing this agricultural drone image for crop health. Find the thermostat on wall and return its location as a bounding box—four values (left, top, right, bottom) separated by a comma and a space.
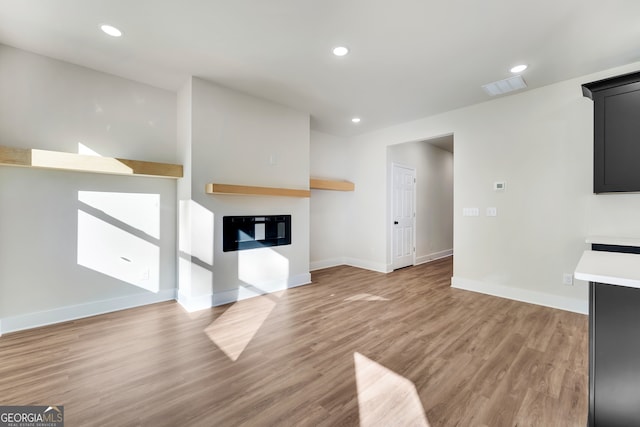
494, 181, 506, 191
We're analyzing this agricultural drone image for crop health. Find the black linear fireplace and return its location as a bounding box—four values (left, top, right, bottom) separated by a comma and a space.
223, 215, 291, 252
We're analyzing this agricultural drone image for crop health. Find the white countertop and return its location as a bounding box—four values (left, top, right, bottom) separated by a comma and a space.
586, 236, 640, 247
575, 250, 640, 289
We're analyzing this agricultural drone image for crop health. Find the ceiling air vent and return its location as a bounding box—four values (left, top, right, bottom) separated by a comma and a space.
482, 75, 527, 96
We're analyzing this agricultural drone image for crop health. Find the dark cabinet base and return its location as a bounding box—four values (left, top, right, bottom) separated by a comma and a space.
589, 282, 640, 426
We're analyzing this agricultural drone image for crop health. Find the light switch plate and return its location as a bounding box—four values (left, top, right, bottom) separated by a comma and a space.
486, 207, 497, 216
463, 208, 480, 217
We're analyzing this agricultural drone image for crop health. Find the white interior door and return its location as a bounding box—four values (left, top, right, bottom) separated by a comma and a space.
392, 164, 416, 270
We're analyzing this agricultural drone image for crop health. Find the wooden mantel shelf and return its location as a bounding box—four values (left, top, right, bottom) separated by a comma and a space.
310, 178, 355, 191
206, 179, 354, 197
0, 145, 183, 178
206, 183, 311, 198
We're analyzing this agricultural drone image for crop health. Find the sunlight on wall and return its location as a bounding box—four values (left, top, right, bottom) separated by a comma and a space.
79, 191, 160, 238
78, 142, 101, 156
354, 352, 430, 427
77, 191, 160, 292
78, 211, 160, 292
177, 200, 214, 312
238, 247, 289, 289
181, 201, 214, 265
177, 258, 214, 312
205, 292, 283, 361
345, 293, 390, 302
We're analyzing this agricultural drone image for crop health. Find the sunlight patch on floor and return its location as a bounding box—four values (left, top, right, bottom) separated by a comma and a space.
354, 352, 430, 427
344, 293, 390, 302
205, 293, 281, 361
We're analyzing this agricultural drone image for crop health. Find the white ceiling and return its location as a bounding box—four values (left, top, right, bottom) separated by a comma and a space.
1, 0, 639, 136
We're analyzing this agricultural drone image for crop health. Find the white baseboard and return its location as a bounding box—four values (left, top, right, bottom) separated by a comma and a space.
310, 258, 345, 271
312, 257, 407, 274
178, 272, 312, 312
344, 257, 391, 273
0, 289, 177, 335
312, 252, 453, 274
451, 276, 588, 314
416, 249, 453, 265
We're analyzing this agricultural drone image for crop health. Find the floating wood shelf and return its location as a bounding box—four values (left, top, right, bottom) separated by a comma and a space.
310, 178, 355, 191
205, 183, 311, 198
0, 145, 183, 178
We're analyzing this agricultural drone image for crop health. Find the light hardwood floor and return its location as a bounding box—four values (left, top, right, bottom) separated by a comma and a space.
0, 257, 588, 426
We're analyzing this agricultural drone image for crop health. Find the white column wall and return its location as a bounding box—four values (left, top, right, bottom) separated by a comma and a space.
177, 77, 311, 310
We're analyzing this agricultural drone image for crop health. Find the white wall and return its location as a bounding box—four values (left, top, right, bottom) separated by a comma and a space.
387, 140, 453, 264
345, 60, 640, 313
177, 77, 311, 310
309, 131, 353, 270
0, 45, 177, 333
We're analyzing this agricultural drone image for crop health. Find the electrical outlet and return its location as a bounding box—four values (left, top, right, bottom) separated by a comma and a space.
563, 273, 573, 286
141, 268, 150, 281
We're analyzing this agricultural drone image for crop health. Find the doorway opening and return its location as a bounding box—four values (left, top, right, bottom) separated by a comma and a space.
388, 134, 454, 271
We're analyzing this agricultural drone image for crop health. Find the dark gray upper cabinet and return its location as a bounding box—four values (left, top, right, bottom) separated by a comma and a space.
583, 71, 640, 194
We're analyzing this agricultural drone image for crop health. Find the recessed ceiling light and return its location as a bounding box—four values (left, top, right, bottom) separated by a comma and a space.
510, 64, 527, 73
352, 117, 361, 123
333, 46, 349, 57
101, 24, 122, 37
